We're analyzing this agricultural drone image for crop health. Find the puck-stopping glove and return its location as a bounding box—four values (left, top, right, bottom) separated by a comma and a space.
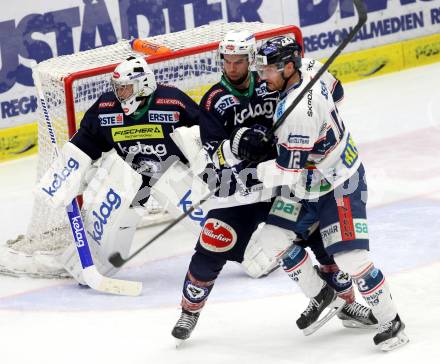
230, 124, 275, 163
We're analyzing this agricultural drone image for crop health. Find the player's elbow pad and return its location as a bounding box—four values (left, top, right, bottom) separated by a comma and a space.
34, 142, 92, 208
332, 80, 344, 104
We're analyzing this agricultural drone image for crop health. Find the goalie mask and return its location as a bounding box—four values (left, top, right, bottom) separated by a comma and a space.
111, 56, 157, 116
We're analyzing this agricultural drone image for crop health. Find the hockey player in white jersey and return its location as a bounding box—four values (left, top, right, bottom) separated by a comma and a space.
249, 36, 409, 351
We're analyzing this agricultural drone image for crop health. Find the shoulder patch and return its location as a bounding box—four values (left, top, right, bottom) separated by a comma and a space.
214, 94, 239, 115
205, 88, 223, 111
155, 98, 186, 109
98, 101, 116, 109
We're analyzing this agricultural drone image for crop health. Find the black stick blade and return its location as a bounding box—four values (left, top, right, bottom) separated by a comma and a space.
109, 252, 125, 268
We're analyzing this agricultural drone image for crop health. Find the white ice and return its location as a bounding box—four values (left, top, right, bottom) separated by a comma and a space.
0, 62, 439, 364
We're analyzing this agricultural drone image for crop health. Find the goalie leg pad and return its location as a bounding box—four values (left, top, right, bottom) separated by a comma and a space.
59, 152, 143, 283
241, 223, 296, 278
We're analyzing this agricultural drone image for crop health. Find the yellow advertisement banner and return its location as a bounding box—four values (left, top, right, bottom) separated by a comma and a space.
0, 123, 38, 162
325, 43, 405, 83
402, 33, 440, 68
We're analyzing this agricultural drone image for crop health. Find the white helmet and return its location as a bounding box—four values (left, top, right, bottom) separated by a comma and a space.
111, 56, 157, 115
218, 30, 256, 63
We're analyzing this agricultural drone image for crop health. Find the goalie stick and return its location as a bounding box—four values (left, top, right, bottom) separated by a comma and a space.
109, 0, 368, 269
34, 73, 142, 296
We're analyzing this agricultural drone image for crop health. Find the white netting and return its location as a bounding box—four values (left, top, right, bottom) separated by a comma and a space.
0, 22, 301, 278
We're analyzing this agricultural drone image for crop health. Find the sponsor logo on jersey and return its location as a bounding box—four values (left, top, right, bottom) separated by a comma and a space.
205, 89, 223, 111
178, 189, 206, 226
41, 157, 79, 197
321, 223, 341, 247
71, 216, 86, 248
98, 101, 116, 109
117, 142, 167, 157
199, 218, 237, 253
214, 94, 239, 115
98, 113, 124, 126
355, 221, 367, 234
288, 134, 310, 145
88, 188, 121, 244
255, 84, 268, 96
148, 110, 180, 123
155, 98, 186, 109
307, 89, 313, 117
234, 100, 274, 125
341, 134, 359, 168
270, 197, 301, 222
111, 124, 164, 141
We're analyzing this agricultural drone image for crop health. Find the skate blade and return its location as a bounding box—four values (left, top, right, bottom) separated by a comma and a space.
303, 296, 346, 336
379, 331, 409, 352
341, 320, 379, 330
174, 338, 185, 348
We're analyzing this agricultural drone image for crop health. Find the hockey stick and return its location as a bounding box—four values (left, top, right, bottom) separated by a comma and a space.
34, 73, 142, 296
109, 0, 367, 268
265, 0, 367, 140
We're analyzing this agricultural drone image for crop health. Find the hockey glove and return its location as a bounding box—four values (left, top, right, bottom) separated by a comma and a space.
230, 124, 275, 163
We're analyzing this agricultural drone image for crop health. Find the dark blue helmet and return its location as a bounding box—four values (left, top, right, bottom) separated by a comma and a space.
256, 36, 302, 70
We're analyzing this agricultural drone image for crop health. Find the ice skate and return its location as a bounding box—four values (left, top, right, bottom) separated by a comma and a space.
172, 309, 200, 346
296, 283, 345, 336
337, 301, 378, 329
373, 314, 409, 351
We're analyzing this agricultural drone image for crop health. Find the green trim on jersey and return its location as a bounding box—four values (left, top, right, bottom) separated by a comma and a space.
131, 94, 155, 121
220, 72, 255, 98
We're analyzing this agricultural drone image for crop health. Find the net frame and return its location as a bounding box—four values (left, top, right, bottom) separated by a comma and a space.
63, 24, 302, 138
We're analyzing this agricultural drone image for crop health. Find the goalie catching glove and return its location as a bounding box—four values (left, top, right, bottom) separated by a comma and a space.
230, 124, 276, 163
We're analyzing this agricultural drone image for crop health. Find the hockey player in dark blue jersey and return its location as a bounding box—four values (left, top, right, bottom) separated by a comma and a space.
71, 56, 203, 193
171, 31, 375, 344
35, 56, 206, 283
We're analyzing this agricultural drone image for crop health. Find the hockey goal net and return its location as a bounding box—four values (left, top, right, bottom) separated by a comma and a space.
0, 22, 303, 278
